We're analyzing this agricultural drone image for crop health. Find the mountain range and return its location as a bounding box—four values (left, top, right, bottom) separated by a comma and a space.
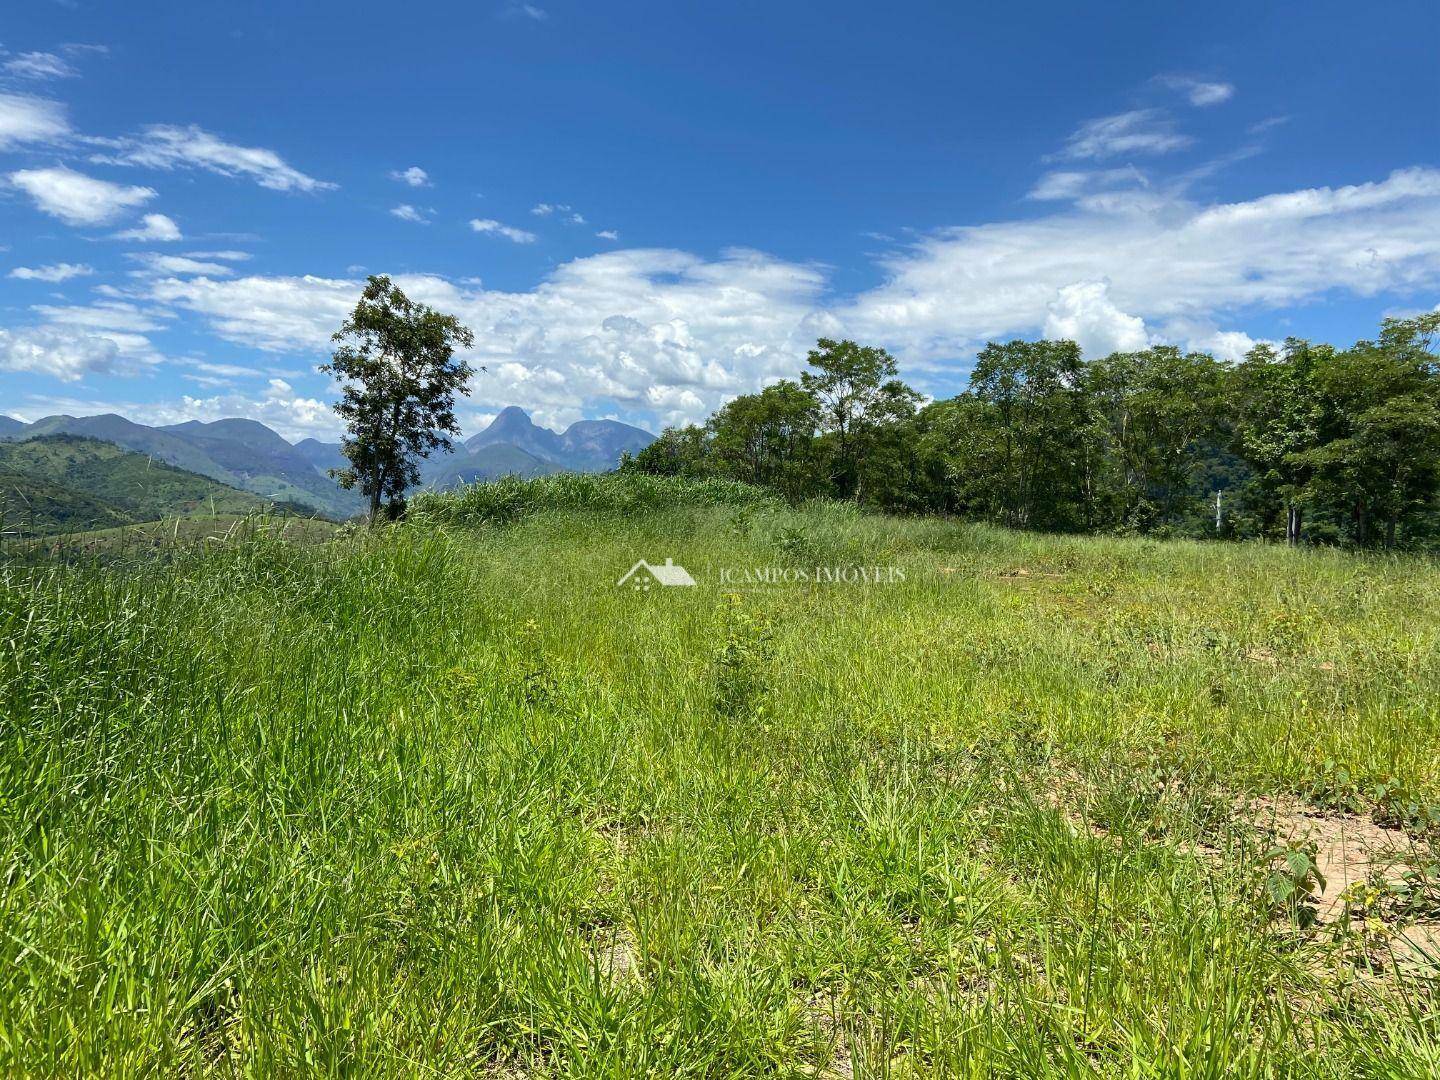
0, 407, 654, 519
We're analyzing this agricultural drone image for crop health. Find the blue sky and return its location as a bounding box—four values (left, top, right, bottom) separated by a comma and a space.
1, 0, 1437, 439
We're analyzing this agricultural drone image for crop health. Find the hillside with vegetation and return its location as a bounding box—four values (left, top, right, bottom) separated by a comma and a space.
7, 414, 366, 519
0, 435, 272, 535
2, 474, 1437, 1074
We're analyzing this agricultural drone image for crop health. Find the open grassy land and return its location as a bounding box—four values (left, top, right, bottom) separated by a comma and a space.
2, 477, 1438, 1076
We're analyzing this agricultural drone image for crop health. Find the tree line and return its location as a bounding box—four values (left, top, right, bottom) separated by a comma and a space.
626, 313, 1440, 549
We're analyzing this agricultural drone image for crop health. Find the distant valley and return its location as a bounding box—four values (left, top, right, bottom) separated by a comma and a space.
0, 407, 655, 521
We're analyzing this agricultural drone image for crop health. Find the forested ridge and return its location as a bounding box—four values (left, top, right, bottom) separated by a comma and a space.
628, 312, 1440, 549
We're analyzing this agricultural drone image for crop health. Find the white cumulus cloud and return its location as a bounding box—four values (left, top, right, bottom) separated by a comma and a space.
532, 203, 589, 226
8, 166, 156, 225
163, 379, 337, 441
3, 51, 78, 80
31, 300, 168, 334
127, 252, 240, 277
95, 124, 334, 193
144, 249, 831, 429
845, 167, 1440, 364
1055, 109, 1192, 161
0, 326, 123, 381
8, 262, 94, 282
1027, 167, 1147, 202
0, 92, 70, 148
1160, 75, 1236, 107
390, 166, 430, 187
147, 273, 361, 353
0, 300, 166, 381
1042, 281, 1152, 357
111, 213, 182, 241
390, 203, 431, 224
1185, 328, 1268, 362
470, 218, 537, 244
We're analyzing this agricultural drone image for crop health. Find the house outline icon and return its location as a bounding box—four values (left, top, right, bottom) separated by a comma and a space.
617, 558, 697, 589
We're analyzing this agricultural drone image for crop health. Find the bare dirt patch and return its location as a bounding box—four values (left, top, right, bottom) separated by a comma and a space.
1249, 797, 1413, 922
802, 994, 855, 1080
593, 925, 640, 983
1247, 796, 1440, 971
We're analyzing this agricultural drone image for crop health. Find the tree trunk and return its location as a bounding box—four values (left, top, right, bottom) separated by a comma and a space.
369, 466, 385, 523
1285, 503, 1303, 546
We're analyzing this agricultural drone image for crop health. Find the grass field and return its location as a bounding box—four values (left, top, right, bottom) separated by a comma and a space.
2, 478, 1438, 1076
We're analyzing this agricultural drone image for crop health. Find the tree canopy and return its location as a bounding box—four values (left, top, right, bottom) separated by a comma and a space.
628, 312, 1440, 550
323, 276, 477, 519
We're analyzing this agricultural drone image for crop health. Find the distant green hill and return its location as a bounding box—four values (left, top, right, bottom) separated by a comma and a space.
19, 414, 363, 518
0, 435, 271, 536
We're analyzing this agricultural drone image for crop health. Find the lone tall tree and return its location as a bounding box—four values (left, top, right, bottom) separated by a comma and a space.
800, 338, 905, 500
323, 276, 476, 519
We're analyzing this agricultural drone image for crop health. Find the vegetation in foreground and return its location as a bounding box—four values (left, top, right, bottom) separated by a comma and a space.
3, 513, 340, 560
2, 475, 1439, 1075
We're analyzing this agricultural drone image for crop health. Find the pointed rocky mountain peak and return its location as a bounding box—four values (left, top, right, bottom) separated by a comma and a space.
452, 404, 656, 470
466, 406, 562, 457
479, 405, 537, 435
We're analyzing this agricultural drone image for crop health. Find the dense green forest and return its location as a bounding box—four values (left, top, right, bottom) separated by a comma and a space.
629, 312, 1440, 549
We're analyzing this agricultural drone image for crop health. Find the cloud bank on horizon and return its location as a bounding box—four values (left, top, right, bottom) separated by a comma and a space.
0, 4, 1436, 441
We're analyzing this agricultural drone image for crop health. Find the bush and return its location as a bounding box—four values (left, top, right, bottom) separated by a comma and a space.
408, 471, 781, 528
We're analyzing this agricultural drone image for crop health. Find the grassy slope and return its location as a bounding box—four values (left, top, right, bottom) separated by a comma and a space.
1, 480, 1438, 1074
0, 435, 267, 534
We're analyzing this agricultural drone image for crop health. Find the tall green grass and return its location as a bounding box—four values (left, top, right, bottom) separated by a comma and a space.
1, 482, 1437, 1075
409, 471, 781, 527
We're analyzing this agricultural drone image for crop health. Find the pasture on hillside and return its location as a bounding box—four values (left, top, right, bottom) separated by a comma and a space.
2, 476, 1438, 1076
